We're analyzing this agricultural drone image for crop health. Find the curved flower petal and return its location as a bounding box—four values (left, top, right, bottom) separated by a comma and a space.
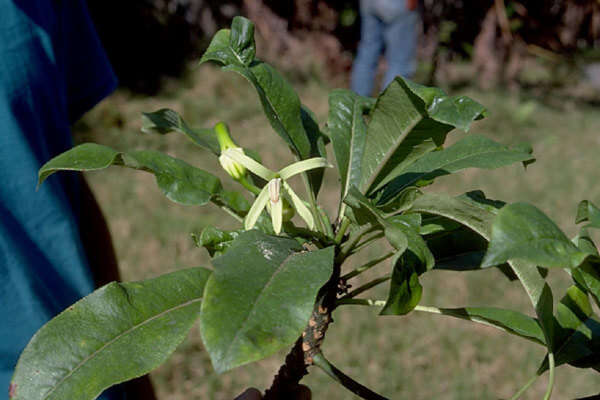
244, 185, 270, 230
223, 148, 276, 181
283, 181, 315, 230
279, 157, 332, 181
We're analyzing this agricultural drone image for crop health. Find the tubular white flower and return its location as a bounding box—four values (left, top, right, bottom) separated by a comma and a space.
241, 156, 331, 235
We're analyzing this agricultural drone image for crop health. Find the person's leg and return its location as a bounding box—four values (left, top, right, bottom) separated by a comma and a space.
351, 8, 384, 96
382, 7, 419, 88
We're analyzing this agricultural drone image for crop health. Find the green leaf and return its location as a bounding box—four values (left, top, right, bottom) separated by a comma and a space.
360, 78, 485, 194
405, 193, 554, 352
301, 105, 329, 196
482, 203, 593, 269
327, 89, 374, 202
225, 62, 312, 159
380, 253, 423, 315
200, 231, 334, 372
572, 261, 600, 308
10, 268, 211, 400
377, 135, 534, 203
425, 306, 546, 345
215, 190, 252, 214
39, 143, 222, 206
407, 193, 495, 238
192, 226, 242, 257
576, 200, 600, 230
141, 109, 220, 154
377, 186, 422, 214
387, 214, 435, 272
200, 18, 325, 195
123, 150, 222, 205
199, 16, 255, 67
538, 286, 600, 372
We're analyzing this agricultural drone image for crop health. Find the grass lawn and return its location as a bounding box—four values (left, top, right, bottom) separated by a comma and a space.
74, 65, 600, 399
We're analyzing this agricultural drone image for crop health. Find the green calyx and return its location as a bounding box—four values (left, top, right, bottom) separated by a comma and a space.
215, 122, 247, 180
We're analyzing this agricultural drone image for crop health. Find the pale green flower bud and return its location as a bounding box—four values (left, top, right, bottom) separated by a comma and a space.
219, 148, 247, 180
215, 122, 246, 180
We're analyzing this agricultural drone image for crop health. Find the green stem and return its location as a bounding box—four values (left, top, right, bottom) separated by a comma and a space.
339, 275, 391, 299
336, 298, 387, 307
238, 176, 261, 195
312, 353, 388, 400
337, 224, 379, 263
341, 252, 394, 280
543, 353, 555, 400
317, 205, 334, 239
350, 232, 384, 255
509, 374, 539, 400
334, 217, 351, 245
211, 199, 244, 223
301, 173, 326, 235
337, 301, 548, 347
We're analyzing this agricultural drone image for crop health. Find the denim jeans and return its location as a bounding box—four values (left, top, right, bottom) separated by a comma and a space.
351, 0, 418, 96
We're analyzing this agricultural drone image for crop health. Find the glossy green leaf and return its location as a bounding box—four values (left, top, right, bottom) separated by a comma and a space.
343, 186, 382, 226
360, 78, 485, 194
122, 150, 222, 205
200, 231, 334, 372
377, 186, 422, 214
192, 226, 242, 257
327, 89, 374, 202
200, 17, 324, 196
10, 268, 211, 400
576, 200, 600, 230
214, 190, 252, 215
482, 203, 593, 269
406, 193, 554, 352
387, 214, 434, 272
199, 16, 255, 67
344, 187, 433, 271
301, 105, 328, 196
377, 135, 534, 203
407, 193, 495, 237
141, 108, 220, 154
380, 253, 423, 315
225, 62, 311, 158
39, 143, 222, 206
538, 286, 600, 372
572, 262, 600, 309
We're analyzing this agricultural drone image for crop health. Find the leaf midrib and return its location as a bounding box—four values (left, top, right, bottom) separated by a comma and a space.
43, 297, 202, 399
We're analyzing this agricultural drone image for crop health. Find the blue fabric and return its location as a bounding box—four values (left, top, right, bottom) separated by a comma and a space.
0, 1, 122, 398
351, 0, 418, 96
